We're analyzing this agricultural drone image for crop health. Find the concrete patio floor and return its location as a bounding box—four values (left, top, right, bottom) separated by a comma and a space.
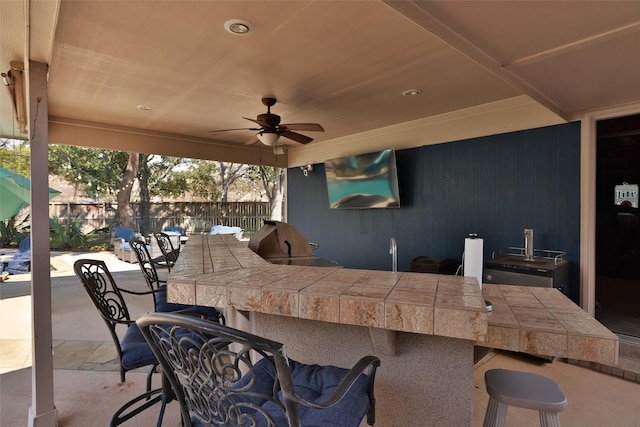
1, 251, 639, 426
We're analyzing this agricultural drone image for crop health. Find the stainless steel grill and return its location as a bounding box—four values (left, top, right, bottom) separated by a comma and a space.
484, 247, 569, 292
249, 220, 336, 267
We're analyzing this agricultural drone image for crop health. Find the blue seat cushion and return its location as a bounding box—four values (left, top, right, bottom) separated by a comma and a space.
119, 324, 156, 371
192, 357, 369, 427
164, 226, 185, 236
155, 287, 222, 322
113, 227, 134, 242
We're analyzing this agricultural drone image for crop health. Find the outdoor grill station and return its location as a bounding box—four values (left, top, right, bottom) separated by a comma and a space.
484, 228, 570, 293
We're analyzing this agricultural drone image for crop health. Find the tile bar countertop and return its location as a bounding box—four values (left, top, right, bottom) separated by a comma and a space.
168, 234, 618, 365
479, 284, 618, 364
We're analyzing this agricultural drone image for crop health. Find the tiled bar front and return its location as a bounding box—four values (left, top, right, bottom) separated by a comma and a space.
169, 235, 489, 340
167, 235, 619, 426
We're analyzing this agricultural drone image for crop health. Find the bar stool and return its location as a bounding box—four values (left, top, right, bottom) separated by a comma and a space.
483, 368, 568, 427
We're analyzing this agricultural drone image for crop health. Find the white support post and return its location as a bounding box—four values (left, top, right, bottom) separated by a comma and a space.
27, 61, 58, 427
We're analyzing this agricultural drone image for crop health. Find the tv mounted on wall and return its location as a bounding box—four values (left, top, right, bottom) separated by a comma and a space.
325, 148, 400, 209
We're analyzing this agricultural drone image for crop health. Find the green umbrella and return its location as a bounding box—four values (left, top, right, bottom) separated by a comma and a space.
0, 167, 61, 220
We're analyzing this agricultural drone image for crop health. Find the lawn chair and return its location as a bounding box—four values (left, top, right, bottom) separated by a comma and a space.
163, 226, 185, 236
1, 236, 31, 275
111, 227, 138, 263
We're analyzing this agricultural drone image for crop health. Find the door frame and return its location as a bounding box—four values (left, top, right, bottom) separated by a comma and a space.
580, 102, 640, 316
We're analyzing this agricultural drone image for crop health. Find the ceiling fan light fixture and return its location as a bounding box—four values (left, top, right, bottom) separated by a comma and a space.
257, 131, 280, 146
224, 20, 253, 35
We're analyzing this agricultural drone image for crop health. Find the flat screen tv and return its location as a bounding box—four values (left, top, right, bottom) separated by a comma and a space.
325, 148, 400, 209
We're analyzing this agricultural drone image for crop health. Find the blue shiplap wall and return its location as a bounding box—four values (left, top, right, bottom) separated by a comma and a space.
287, 122, 581, 302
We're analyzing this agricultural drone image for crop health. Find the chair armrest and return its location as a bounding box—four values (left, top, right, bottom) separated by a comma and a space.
118, 287, 158, 297
104, 317, 136, 327
290, 355, 380, 410
170, 307, 210, 318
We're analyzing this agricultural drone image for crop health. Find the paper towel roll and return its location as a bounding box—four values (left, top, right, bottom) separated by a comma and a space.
464, 235, 484, 289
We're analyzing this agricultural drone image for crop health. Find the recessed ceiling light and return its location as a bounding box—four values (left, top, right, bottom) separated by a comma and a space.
224, 19, 253, 35
402, 89, 422, 97
136, 104, 153, 111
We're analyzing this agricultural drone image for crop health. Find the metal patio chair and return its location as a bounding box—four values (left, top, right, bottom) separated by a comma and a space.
73, 258, 172, 426
153, 231, 180, 271
137, 312, 381, 427
129, 239, 224, 324
1, 236, 31, 274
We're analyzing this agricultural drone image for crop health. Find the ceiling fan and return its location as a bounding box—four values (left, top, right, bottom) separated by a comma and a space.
208, 97, 324, 147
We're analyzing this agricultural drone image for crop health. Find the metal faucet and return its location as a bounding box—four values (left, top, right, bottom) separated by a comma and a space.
389, 237, 397, 272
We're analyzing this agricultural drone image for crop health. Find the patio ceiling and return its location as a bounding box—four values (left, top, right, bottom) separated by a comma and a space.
1, 1, 639, 167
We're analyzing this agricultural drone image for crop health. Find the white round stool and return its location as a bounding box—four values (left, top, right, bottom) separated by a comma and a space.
482, 368, 568, 427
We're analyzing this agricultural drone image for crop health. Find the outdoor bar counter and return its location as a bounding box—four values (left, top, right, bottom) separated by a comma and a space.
167, 235, 618, 426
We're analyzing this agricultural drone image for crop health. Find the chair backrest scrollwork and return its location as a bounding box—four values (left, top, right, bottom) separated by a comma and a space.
73, 259, 133, 382
138, 312, 291, 427
153, 232, 180, 270
137, 312, 380, 427
130, 239, 163, 292
74, 259, 131, 327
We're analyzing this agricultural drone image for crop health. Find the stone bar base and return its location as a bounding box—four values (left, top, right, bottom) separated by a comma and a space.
249, 311, 475, 426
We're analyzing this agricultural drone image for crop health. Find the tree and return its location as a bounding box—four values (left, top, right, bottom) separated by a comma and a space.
0, 138, 30, 177
138, 154, 151, 235
248, 166, 284, 220
218, 162, 245, 202
48, 145, 129, 201
178, 159, 220, 201
137, 154, 186, 235
115, 152, 139, 228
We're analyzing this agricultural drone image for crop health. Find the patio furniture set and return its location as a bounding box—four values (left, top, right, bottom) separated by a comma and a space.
70, 221, 574, 427
111, 224, 243, 264
111, 227, 182, 264
75, 230, 379, 427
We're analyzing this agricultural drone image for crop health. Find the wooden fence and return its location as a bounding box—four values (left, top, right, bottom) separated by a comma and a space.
49, 201, 271, 236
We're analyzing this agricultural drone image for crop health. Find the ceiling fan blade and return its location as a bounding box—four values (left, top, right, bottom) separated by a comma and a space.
281, 130, 313, 144
243, 116, 271, 129
280, 123, 324, 132
207, 127, 258, 133
244, 135, 260, 145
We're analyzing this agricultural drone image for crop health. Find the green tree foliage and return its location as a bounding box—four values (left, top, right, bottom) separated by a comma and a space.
0, 138, 30, 177
246, 165, 283, 219
48, 145, 191, 202
0, 215, 29, 247
177, 159, 221, 201
48, 145, 130, 201
144, 155, 187, 199
49, 216, 88, 249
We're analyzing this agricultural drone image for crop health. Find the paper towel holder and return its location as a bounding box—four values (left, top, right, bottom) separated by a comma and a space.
464, 233, 492, 311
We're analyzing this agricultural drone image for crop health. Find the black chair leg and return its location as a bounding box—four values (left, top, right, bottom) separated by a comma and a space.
109, 387, 164, 426
146, 364, 156, 393
110, 371, 175, 427
155, 373, 175, 427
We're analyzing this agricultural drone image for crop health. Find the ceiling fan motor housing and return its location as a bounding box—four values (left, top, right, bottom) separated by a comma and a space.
257, 113, 281, 129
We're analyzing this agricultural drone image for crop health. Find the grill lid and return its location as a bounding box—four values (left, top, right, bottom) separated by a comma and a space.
248, 220, 314, 260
